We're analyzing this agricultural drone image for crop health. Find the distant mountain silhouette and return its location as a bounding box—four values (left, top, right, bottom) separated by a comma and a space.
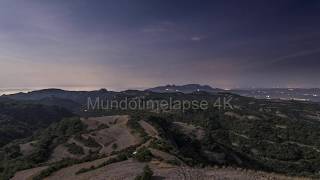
5, 88, 114, 104
146, 84, 224, 93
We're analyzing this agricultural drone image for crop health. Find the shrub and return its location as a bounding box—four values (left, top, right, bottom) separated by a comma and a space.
134, 165, 153, 180
65, 143, 84, 155
75, 135, 100, 148
112, 143, 118, 150
134, 147, 152, 162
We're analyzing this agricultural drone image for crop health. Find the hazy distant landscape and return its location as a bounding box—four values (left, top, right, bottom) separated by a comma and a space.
2, 85, 320, 102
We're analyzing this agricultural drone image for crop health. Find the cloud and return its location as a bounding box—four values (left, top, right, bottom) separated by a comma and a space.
191, 36, 206, 41
270, 48, 320, 64
191, 36, 201, 41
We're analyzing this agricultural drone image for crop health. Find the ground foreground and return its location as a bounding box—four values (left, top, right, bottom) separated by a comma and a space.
11, 115, 313, 180
12, 159, 309, 180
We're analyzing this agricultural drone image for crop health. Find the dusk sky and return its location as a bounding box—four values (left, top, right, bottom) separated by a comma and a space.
0, 0, 320, 90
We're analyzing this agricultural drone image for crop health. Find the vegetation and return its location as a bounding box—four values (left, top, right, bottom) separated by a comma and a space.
74, 144, 141, 175
141, 102, 320, 177
75, 153, 129, 174
74, 135, 101, 148
65, 143, 85, 155
149, 138, 175, 153
134, 147, 153, 162
0, 117, 85, 180
33, 158, 78, 180
2, 90, 320, 178
127, 114, 150, 142
97, 124, 109, 130
134, 165, 153, 180
112, 143, 118, 150
0, 99, 73, 147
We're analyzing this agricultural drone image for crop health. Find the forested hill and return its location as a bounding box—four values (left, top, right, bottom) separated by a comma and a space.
0, 99, 74, 147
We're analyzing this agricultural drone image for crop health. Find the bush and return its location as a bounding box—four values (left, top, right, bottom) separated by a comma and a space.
149, 139, 174, 153
97, 124, 109, 130
134, 147, 152, 162
74, 135, 100, 148
134, 165, 153, 180
65, 143, 84, 155
112, 143, 118, 150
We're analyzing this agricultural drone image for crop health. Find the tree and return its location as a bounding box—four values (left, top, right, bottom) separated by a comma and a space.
134, 165, 153, 180
134, 147, 152, 162
112, 143, 118, 150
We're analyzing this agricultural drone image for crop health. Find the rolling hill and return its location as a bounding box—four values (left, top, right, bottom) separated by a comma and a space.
0, 98, 73, 147
1, 89, 320, 179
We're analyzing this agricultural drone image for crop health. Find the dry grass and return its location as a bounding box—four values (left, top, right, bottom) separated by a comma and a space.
11, 166, 48, 180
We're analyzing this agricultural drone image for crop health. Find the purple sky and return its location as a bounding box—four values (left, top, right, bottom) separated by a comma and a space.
0, 0, 320, 90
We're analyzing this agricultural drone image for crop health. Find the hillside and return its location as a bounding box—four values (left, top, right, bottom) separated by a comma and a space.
0, 99, 73, 147
7, 115, 314, 180
1, 90, 320, 179
0, 116, 85, 179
